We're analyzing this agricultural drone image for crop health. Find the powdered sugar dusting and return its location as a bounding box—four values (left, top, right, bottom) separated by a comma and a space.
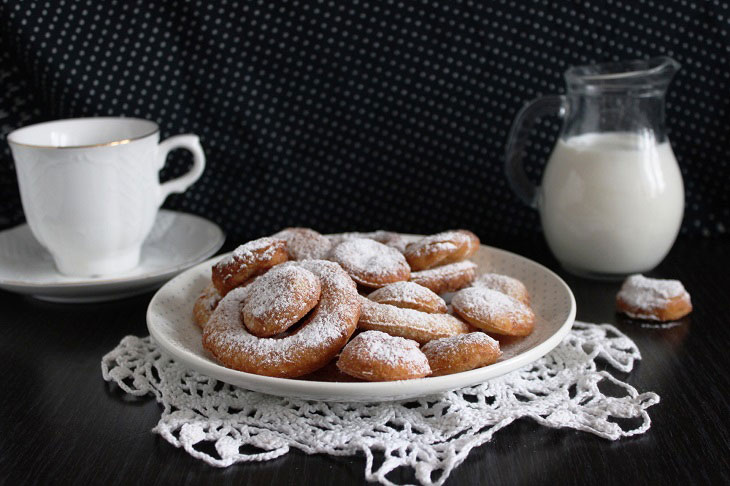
214, 237, 282, 271
359, 296, 470, 341
243, 263, 320, 331
472, 273, 529, 303
368, 281, 445, 311
272, 228, 332, 260
198, 285, 221, 311
330, 238, 409, 280
203, 260, 359, 374
411, 260, 477, 279
343, 330, 429, 373
328, 231, 409, 253
421, 332, 499, 356
405, 231, 471, 258
452, 287, 530, 321
617, 274, 691, 319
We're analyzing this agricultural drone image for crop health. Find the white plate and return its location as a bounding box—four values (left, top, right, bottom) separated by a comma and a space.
147, 240, 576, 402
0, 210, 225, 303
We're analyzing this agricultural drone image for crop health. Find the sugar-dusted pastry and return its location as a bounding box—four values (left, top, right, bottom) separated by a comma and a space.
404, 230, 480, 271
242, 263, 321, 338
271, 227, 332, 261
421, 332, 502, 376
357, 296, 471, 344
327, 230, 409, 253
192, 283, 222, 329
367, 281, 447, 314
472, 273, 530, 306
451, 287, 535, 336
616, 274, 692, 321
203, 260, 361, 378
330, 238, 410, 288
337, 330, 431, 381
211, 237, 288, 295
409, 260, 477, 294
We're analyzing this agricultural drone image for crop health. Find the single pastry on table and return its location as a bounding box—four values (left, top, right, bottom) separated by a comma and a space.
616, 274, 692, 321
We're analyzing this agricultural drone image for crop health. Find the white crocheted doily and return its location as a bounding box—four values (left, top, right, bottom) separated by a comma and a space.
101, 321, 659, 486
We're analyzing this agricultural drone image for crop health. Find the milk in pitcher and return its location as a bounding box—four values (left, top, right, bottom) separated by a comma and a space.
539, 132, 684, 276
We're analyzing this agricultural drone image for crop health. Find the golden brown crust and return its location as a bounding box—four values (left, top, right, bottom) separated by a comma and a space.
242, 264, 322, 338
367, 281, 447, 314
451, 287, 535, 336
404, 230, 480, 271
357, 296, 471, 344
336, 330, 431, 381
192, 283, 222, 329
211, 238, 288, 296
330, 238, 410, 288
421, 332, 502, 376
616, 295, 691, 321
410, 261, 476, 294
202, 260, 361, 378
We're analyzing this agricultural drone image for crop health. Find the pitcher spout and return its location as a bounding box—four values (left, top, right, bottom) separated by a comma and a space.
565, 56, 680, 95
649, 56, 680, 84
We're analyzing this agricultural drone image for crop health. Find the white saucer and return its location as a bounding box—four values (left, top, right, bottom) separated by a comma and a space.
147, 239, 576, 402
0, 210, 225, 303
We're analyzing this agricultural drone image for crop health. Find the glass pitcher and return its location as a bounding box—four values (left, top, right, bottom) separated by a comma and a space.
505, 57, 684, 279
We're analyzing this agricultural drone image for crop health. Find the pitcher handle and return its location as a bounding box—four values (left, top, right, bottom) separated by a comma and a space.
504, 95, 566, 208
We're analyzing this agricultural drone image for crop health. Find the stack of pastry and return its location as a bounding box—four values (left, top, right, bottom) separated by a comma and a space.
193, 228, 537, 382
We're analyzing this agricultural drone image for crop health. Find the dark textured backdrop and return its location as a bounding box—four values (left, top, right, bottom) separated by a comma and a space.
1, 0, 728, 244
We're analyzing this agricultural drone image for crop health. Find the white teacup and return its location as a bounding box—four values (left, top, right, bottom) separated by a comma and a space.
8, 117, 206, 277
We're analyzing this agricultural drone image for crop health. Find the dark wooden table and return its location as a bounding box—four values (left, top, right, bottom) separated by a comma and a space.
1, 236, 729, 485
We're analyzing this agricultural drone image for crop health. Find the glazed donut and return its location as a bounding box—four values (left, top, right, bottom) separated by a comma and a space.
421, 333, 502, 376
472, 273, 530, 306
192, 283, 222, 329
328, 231, 409, 253
367, 281, 447, 314
242, 263, 322, 338
336, 330, 431, 381
358, 296, 471, 344
451, 287, 535, 336
410, 260, 477, 294
202, 260, 361, 378
272, 227, 332, 261
404, 230, 480, 271
616, 274, 692, 321
330, 238, 410, 288
211, 237, 288, 295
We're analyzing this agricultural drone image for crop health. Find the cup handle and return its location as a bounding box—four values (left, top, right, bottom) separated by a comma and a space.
156, 134, 206, 206
504, 95, 566, 208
